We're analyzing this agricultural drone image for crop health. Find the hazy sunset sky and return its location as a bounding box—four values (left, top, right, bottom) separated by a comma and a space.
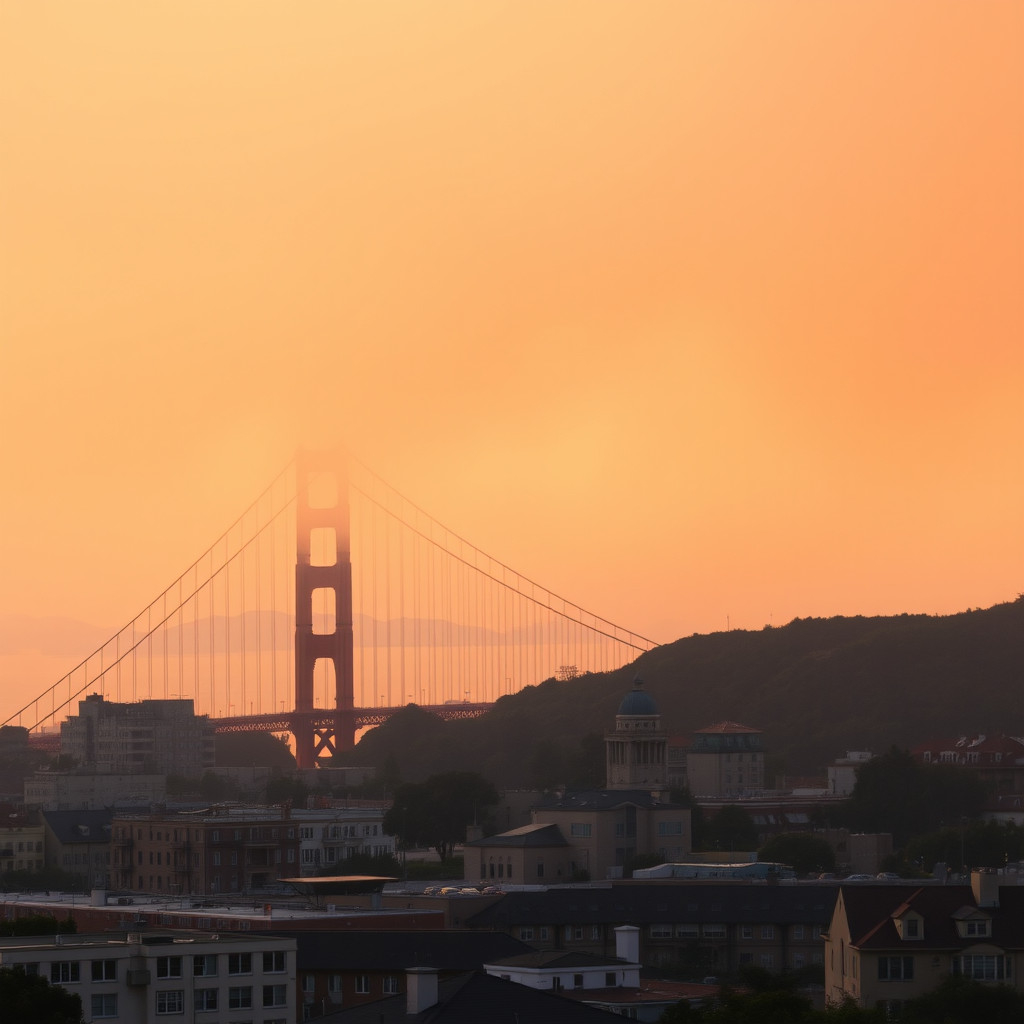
2, 2, 1021, 711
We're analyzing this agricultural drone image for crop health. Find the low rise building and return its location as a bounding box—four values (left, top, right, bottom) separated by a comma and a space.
686, 722, 765, 798
25, 768, 166, 810
0, 929, 296, 1024
0, 819, 45, 875
42, 809, 113, 887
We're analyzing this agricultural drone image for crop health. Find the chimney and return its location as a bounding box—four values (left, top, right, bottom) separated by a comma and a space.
406, 966, 438, 1015
971, 868, 1000, 908
614, 925, 640, 964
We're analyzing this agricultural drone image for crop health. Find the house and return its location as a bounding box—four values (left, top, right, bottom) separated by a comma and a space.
823, 870, 1024, 1015
0, 929, 296, 1024
913, 734, 1024, 794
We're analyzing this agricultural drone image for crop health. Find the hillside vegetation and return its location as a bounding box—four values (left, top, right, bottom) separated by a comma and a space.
347, 597, 1024, 786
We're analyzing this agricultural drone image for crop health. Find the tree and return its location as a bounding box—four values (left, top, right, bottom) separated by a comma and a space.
841, 747, 987, 846
0, 915, 76, 937
758, 833, 836, 876
0, 967, 83, 1024
383, 771, 499, 861
900, 973, 1024, 1024
702, 805, 758, 852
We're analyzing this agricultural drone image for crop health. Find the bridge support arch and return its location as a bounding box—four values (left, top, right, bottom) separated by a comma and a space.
294, 450, 355, 769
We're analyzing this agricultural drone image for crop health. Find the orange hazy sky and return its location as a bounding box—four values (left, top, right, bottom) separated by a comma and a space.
1, 2, 1022, 713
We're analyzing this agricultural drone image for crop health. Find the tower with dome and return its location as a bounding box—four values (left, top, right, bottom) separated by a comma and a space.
605, 677, 668, 792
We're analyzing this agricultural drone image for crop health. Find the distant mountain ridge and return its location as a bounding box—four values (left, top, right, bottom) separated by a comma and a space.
350, 597, 1024, 785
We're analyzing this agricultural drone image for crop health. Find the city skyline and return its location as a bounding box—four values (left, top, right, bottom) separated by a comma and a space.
2, 3, 1021, 716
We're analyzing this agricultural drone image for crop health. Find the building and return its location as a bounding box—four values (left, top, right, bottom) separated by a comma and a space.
469, 680, 690, 882
25, 768, 166, 810
824, 870, 1024, 1014
913, 734, 1024, 794
0, 818, 45, 875
686, 721, 765, 798
294, 805, 394, 874
42, 808, 114, 887
61, 695, 215, 776
827, 751, 874, 797
111, 807, 303, 895
0, 929, 296, 1023
467, 881, 837, 977
268, 929, 532, 1015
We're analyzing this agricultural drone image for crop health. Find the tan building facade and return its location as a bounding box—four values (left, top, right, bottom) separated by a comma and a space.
686, 722, 765, 798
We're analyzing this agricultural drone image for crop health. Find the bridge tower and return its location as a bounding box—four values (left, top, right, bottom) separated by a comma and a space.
293, 450, 355, 769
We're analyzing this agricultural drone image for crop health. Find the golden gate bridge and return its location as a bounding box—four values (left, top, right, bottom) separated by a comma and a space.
4, 451, 657, 769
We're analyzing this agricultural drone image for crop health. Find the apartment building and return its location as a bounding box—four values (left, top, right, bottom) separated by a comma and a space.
0, 930, 296, 1024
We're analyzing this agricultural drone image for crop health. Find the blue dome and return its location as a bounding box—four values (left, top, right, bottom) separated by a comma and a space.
617, 678, 658, 716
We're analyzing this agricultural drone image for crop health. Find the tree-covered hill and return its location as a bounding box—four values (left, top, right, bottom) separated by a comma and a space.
347, 597, 1024, 786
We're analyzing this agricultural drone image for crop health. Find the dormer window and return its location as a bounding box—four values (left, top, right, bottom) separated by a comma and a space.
894, 913, 923, 940
965, 919, 991, 938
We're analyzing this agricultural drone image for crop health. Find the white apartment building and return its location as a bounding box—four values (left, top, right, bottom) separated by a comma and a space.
293, 807, 395, 874
0, 930, 296, 1023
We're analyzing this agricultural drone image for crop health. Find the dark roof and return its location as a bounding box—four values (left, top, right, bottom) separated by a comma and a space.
41, 809, 114, 844
467, 883, 837, 929
838, 884, 1024, 951
617, 679, 658, 717
533, 790, 679, 811
466, 823, 569, 849
266, 930, 532, 971
325, 970, 624, 1022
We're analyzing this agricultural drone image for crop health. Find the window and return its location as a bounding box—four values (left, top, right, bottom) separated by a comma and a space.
741, 926, 753, 940
92, 959, 117, 982
573, 974, 584, 989
965, 920, 991, 938
953, 955, 1011, 981
263, 984, 288, 1007
383, 976, 399, 995
228, 953, 252, 975
228, 986, 253, 1009
676, 924, 698, 938
355, 975, 370, 995
906, 918, 920, 938
761, 926, 774, 940
539, 927, 550, 940
50, 962, 80, 984
537, 862, 544, 878
793, 925, 805, 940
760, 954, 775, 968
520, 927, 534, 941
703, 924, 726, 938
193, 954, 217, 977
878, 956, 914, 981
650, 924, 673, 938
91, 994, 117, 1018
156, 956, 182, 979
194, 988, 218, 1012
657, 821, 683, 836
156, 990, 184, 1014
605, 972, 616, 986
569, 823, 592, 838
263, 951, 286, 973
328, 974, 342, 995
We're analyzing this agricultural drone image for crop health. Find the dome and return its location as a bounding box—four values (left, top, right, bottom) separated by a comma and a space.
617, 677, 658, 716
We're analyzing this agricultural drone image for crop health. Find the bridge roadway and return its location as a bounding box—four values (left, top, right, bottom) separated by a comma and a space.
25, 702, 493, 754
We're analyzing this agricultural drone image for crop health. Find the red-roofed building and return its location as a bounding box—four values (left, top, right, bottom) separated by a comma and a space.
686, 722, 765, 798
913, 734, 1024, 793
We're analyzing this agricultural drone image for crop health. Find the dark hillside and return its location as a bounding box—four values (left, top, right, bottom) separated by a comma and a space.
348, 597, 1024, 785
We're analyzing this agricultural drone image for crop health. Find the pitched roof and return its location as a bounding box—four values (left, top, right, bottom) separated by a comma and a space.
41, 809, 115, 844
533, 790, 680, 811
838, 884, 1024, 951
694, 722, 762, 735
465, 823, 569, 849
485, 950, 632, 970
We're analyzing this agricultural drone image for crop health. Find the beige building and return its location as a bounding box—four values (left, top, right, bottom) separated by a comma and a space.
824, 871, 1024, 1015
0, 821, 45, 875
25, 768, 166, 810
469, 680, 690, 881
685, 722, 765, 798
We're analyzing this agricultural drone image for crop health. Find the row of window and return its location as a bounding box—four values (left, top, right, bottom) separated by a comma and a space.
48, 951, 286, 984
159, 985, 287, 1014
880, 953, 1015, 984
